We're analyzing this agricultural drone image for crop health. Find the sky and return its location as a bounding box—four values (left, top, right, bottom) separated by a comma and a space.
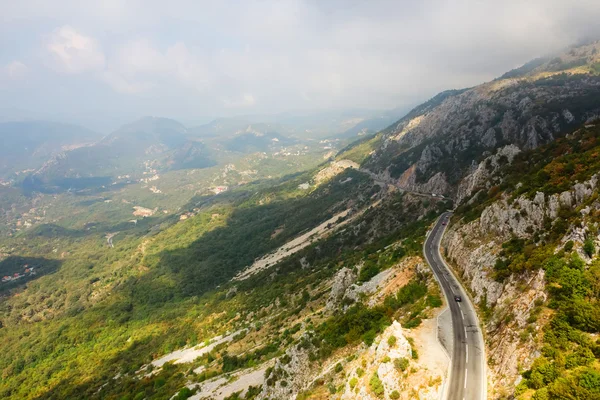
1, 0, 600, 131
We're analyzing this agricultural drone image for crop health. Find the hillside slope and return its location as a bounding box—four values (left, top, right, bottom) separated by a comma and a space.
24, 116, 333, 194
442, 123, 600, 399
0, 158, 452, 399
363, 41, 600, 201
30, 117, 216, 184
0, 121, 99, 178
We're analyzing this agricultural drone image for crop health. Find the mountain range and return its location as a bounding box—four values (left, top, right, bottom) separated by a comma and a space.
0, 121, 100, 177
364, 41, 600, 201
1, 108, 402, 190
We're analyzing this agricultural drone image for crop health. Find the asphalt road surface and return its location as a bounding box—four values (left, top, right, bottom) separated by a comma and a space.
423, 212, 486, 400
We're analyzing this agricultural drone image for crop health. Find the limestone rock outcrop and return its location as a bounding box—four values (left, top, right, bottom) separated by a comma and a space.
441, 173, 600, 398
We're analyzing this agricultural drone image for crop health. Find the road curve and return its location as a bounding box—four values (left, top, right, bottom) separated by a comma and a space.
423, 212, 486, 400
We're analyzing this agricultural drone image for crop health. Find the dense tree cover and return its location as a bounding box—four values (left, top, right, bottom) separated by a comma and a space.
314, 304, 391, 356
493, 239, 555, 282
514, 254, 600, 398
511, 125, 600, 196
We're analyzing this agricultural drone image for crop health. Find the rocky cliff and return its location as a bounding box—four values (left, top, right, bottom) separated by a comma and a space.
364, 41, 600, 199
441, 147, 600, 397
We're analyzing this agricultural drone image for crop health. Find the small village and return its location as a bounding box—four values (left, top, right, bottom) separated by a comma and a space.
1, 265, 36, 284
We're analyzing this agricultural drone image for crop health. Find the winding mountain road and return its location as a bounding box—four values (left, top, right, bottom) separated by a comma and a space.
423, 212, 486, 400
358, 168, 450, 200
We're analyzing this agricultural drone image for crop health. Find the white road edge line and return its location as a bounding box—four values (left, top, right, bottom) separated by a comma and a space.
424, 216, 452, 400
434, 214, 487, 400
426, 213, 488, 400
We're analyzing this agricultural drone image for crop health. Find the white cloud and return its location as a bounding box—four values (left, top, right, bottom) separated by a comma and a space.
166, 42, 211, 91
45, 25, 105, 73
3, 1, 600, 119
101, 39, 210, 94
101, 70, 154, 94
112, 39, 169, 76
4, 61, 28, 79
222, 93, 257, 108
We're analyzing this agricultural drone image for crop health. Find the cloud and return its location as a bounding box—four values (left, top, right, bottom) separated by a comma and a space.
112, 39, 169, 76
4, 61, 28, 80
101, 39, 210, 94
166, 42, 211, 91
222, 93, 257, 108
101, 70, 154, 94
2, 0, 600, 123
45, 25, 105, 73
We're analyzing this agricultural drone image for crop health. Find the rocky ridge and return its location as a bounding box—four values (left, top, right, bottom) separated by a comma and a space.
364, 42, 600, 199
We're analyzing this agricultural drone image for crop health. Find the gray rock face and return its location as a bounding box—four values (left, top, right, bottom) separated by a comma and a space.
421, 172, 451, 194
365, 67, 600, 198
343, 267, 396, 307
479, 195, 544, 239
442, 172, 600, 398
326, 267, 357, 312
481, 128, 498, 148
258, 335, 313, 399
469, 173, 598, 243
395, 163, 451, 195
446, 172, 600, 304
562, 109, 575, 123
485, 270, 547, 392
418, 145, 444, 173
456, 145, 521, 204
443, 226, 503, 306
226, 286, 238, 299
